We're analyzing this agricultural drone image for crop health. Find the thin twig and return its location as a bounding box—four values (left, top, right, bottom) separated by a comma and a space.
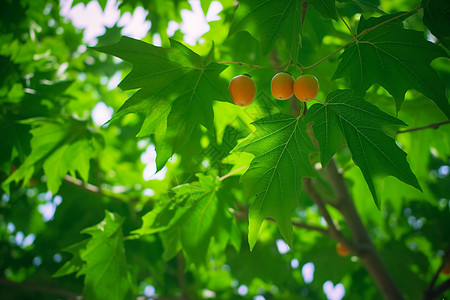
291, 220, 330, 235
220, 7, 420, 72
63, 175, 129, 202
337, 10, 355, 38
423, 249, 450, 300
355, 6, 420, 40
397, 121, 450, 134
265, 217, 329, 236
217, 61, 286, 69
0, 278, 81, 300
303, 178, 339, 236
302, 177, 360, 254
177, 253, 188, 300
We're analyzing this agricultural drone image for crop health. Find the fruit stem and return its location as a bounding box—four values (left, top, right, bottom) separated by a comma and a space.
217, 61, 288, 70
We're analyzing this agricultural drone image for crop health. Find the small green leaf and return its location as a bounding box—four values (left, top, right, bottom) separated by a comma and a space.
78, 211, 132, 300
307, 90, 421, 207
333, 12, 450, 118
233, 114, 316, 250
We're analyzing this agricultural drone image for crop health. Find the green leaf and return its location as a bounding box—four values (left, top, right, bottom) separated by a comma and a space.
177, 174, 222, 264
78, 211, 132, 300
135, 174, 239, 265
306, 90, 421, 207
2, 118, 101, 194
422, 0, 450, 50
233, 114, 316, 250
230, 0, 303, 64
94, 36, 230, 170
333, 12, 450, 118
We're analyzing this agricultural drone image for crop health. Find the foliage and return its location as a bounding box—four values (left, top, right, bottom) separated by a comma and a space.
0, 0, 449, 299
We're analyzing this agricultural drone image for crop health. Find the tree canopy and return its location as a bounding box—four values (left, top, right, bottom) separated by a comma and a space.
1, 0, 450, 299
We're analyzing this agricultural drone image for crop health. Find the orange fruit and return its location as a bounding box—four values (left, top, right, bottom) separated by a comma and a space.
293, 74, 319, 102
228, 74, 256, 106
336, 243, 350, 256
271, 72, 294, 100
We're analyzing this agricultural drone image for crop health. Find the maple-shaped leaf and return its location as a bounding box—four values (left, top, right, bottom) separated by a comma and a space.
233, 114, 316, 250
422, 0, 450, 50
78, 211, 132, 300
306, 90, 421, 208
333, 12, 450, 118
134, 174, 240, 265
230, 0, 303, 64
2, 118, 102, 194
94, 36, 230, 170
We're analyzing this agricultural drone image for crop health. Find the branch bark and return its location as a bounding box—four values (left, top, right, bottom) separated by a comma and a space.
0, 278, 81, 300
322, 160, 405, 300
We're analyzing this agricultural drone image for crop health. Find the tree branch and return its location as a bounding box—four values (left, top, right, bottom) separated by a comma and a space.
63, 175, 130, 203
397, 120, 450, 134
302, 177, 358, 254
322, 160, 405, 300
423, 249, 450, 300
177, 253, 189, 300
291, 220, 329, 236
265, 217, 329, 236
217, 61, 286, 69
0, 278, 81, 300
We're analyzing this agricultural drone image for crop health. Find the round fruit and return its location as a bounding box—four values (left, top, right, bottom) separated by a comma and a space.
336, 243, 350, 257
271, 72, 294, 100
293, 74, 319, 102
228, 74, 256, 106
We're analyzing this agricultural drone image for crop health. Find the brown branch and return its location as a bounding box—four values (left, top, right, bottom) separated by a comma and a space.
355, 7, 420, 39
337, 10, 355, 38
302, 1, 309, 25
323, 160, 405, 300
302, 177, 359, 254
0, 278, 80, 300
217, 61, 286, 69
177, 253, 188, 300
423, 249, 450, 300
63, 175, 129, 202
232, 204, 330, 237
291, 220, 329, 236
265, 217, 329, 236
424, 278, 450, 300
397, 121, 450, 134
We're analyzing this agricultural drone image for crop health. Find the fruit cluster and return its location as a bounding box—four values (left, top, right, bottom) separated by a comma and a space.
228, 72, 319, 106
